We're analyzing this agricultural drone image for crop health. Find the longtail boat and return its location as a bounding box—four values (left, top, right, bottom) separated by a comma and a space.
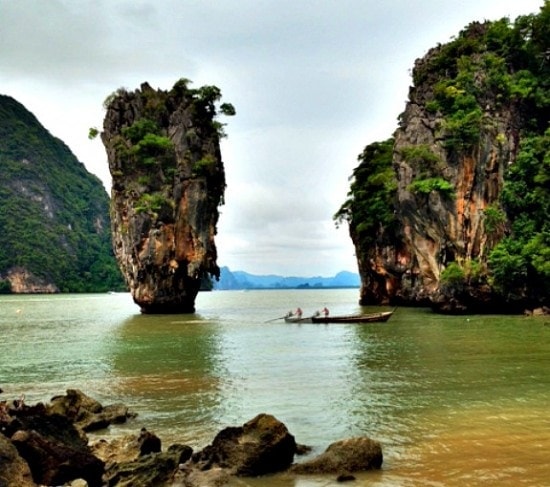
282, 310, 394, 324
311, 310, 393, 323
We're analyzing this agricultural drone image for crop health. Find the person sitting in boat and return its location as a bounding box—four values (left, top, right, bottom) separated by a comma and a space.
322, 307, 330, 317
295, 307, 303, 318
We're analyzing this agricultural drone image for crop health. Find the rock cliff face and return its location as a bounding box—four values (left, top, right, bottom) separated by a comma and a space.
6, 267, 59, 293
101, 80, 233, 313
387, 48, 515, 309
345, 15, 549, 313
365, 46, 515, 305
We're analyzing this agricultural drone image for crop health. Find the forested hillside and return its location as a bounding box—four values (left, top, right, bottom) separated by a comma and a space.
0, 95, 125, 293
337, 2, 549, 312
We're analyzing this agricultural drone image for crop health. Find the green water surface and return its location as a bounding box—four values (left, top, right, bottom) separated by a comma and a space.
1, 290, 548, 486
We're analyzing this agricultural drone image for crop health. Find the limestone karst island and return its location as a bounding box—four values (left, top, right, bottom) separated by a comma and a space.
336, 14, 549, 314
100, 80, 234, 313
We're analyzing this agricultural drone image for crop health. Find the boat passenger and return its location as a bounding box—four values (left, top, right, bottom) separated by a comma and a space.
295, 307, 303, 318
322, 307, 330, 317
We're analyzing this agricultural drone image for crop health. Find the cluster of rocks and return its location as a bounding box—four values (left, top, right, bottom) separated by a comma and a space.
0, 389, 383, 486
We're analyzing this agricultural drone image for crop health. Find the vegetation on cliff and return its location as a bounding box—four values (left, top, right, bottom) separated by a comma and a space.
0, 95, 125, 293
337, 2, 550, 311
335, 138, 397, 249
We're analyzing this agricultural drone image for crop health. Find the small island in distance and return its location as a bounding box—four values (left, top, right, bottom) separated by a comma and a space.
213, 267, 360, 290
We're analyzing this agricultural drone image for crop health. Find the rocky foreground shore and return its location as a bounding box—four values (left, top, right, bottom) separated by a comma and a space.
0, 389, 383, 486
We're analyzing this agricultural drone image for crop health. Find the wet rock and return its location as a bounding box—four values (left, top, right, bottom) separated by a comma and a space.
0, 401, 13, 431
167, 443, 194, 463
0, 391, 151, 487
81, 403, 136, 433
91, 435, 141, 465
8, 403, 86, 449
296, 443, 312, 455
0, 432, 36, 487
69, 479, 89, 487
189, 413, 297, 476
290, 437, 383, 475
49, 389, 102, 417
48, 389, 136, 432
93, 431, 192, 487
138, 427, 162, 456
2, 392, 385, 487
104, 445, 192, 487
175, 466, 230, 487
11, 427, 104, 487
3, 396, 105, 487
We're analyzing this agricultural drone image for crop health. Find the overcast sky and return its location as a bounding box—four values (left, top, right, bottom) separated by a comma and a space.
0, 1, 543, 276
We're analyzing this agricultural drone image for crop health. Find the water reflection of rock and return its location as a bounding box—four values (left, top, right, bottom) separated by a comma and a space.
108, 313, 227, 446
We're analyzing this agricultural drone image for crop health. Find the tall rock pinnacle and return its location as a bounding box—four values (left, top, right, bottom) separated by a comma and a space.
101, 80, 234, 313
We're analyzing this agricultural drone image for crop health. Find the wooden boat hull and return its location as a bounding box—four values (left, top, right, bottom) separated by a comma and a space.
311, 311, 393, 324
284, 316, 313, 323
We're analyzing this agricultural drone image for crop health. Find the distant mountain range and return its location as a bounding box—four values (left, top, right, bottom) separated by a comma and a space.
214, 267, 360, 290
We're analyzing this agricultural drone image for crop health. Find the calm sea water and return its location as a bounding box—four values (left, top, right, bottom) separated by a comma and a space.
1, 290, 548, 486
